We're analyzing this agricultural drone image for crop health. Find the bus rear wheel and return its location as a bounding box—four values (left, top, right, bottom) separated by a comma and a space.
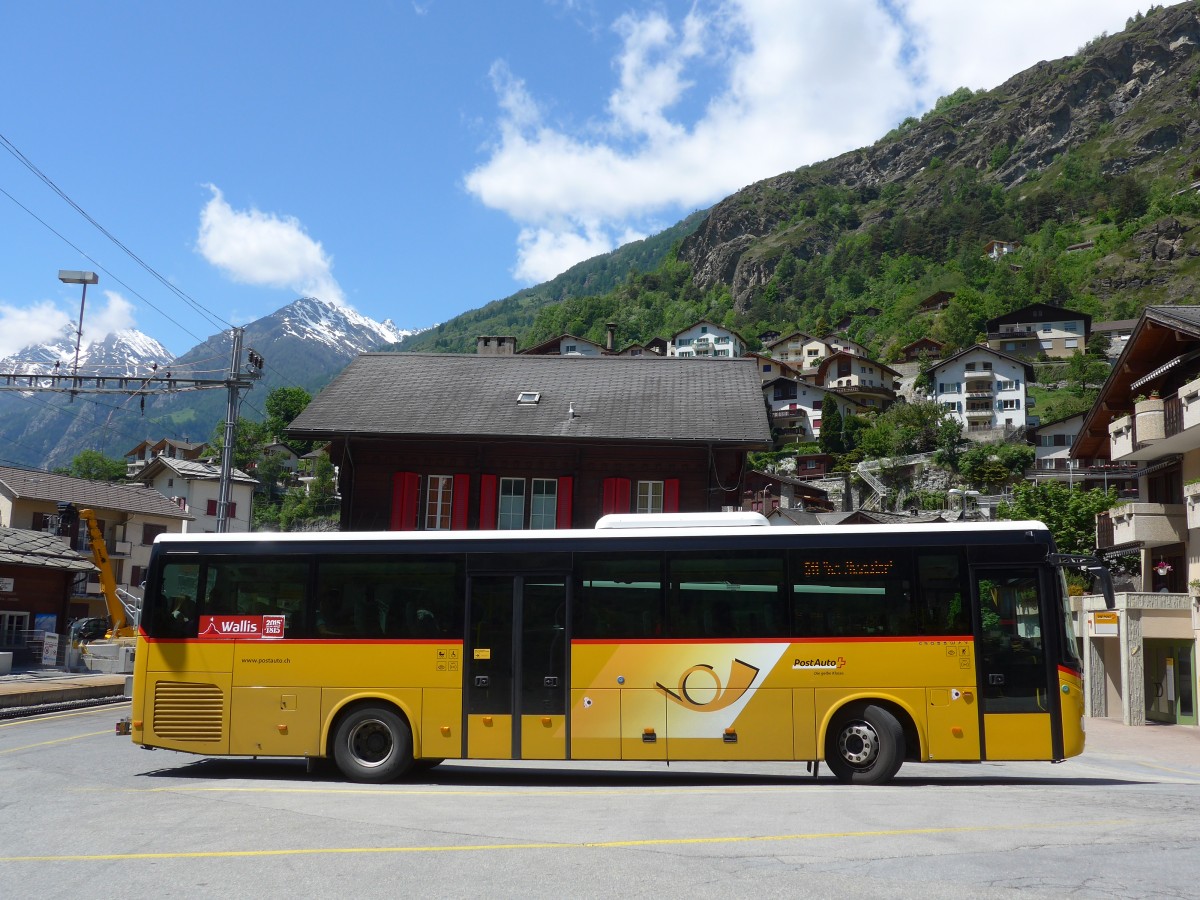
825, 704, 905, 785
332, 705, 413, 783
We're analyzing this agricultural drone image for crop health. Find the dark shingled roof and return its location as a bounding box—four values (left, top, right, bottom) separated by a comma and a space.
289, 353, 772, 446
0, 527, 96, 572
0, 466, 192, 520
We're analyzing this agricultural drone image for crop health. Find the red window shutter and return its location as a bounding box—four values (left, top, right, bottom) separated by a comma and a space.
556, 476, 573, 528
478, 474, 498, 529
663, 479, 680, 513
390, 471, 420, 530
228, 502, 237, 518
206, 499, 217, 516
602, 477, 631, 515
451, 474, 470, 530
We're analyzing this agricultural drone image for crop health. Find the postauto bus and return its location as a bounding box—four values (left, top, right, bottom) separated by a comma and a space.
127, 514, 1112, 785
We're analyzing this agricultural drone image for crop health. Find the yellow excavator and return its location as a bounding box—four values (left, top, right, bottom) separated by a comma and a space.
58, 503, 139, 673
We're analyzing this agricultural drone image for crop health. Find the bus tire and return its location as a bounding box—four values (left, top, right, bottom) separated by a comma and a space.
825, 703, 905, 785
332, 705, 413, 783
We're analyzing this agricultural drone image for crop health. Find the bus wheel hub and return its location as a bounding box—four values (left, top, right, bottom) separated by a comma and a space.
838, 722, 878, 766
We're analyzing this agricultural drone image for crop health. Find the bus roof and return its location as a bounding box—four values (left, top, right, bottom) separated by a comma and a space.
153, 519, 1052, 549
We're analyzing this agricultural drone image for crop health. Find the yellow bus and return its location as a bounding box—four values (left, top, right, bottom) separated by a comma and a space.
127, 515, 1112, 785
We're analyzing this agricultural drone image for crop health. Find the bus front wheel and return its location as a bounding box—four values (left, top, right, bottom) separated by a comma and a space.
825, 704, 905, 785
332, 705, 414, 783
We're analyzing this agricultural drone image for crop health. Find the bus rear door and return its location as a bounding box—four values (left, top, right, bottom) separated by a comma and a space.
465, 575, 568, 760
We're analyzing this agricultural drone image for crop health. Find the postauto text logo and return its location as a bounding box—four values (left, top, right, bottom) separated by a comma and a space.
655, 658, 761, 711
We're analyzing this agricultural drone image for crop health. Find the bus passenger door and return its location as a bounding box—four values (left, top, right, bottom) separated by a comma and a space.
974, 569, 1058, 761
465, 575, 567, 760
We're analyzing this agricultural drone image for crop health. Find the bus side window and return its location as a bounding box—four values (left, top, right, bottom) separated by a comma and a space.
790, 551, 914, 638
667, 551, 785, 639
575, 553, 662, 639
916, 553, 969, 635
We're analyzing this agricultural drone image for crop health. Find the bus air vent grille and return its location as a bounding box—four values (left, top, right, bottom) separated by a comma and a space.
153, 681, 224, 742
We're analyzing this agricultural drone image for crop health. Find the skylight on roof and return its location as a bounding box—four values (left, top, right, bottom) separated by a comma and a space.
517, 391, 541, 405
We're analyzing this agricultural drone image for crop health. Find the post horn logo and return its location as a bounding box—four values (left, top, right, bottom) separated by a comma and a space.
655, 658, 760, 711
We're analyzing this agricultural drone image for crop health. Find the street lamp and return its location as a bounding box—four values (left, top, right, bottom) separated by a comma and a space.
58, 270, 98, 390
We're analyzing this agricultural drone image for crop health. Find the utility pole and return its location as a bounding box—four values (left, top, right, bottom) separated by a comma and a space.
216, 328, 265, 533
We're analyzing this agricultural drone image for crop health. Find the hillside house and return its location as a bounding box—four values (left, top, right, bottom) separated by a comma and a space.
123, 438, 206, 478
0, 466, 191, 623
747, 352, 800, 382
983, 239, 1020, 259
669, 321, 746, 358
1070, 305, 1200, 728
1092, 319, 1137, 360
986, 303, 1092, 360
899, 337, 945, 363
134, 457, 258, 533
925, 345, 1033, 440
765, 331, 829, 370
286, 354, 772, 530
822, 334, 868, 357
917, 290, 955, 313
520, 333, 608, 357
814, 352, 899, 413
763, 377, 856, 447
1027, 413, 1137, 496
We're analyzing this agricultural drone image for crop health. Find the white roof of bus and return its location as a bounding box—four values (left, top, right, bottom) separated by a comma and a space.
153, 518, 1051, 545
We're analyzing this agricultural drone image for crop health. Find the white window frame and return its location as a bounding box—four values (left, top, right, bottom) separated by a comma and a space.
636, 480, 664, 514
425, 475, 454, 531
530, 479, 558, 530
498, 477, 526, 530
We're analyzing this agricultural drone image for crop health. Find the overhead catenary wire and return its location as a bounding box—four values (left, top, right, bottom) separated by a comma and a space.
0, 183, 218, 346
0, 132, 231, 337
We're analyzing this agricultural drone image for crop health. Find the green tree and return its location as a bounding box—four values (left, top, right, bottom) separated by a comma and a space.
997, 482, 1118, 557
1064, 349, 1110, 392
957, 443, 1035, 491
57, 450, 126, 482
264, 387, 313, 451
208, 417, 269, 472
819, 402, 844, 454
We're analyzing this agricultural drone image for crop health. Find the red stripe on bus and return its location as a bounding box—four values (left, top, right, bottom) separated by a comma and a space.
570, 635, 973, 645
140, 637, 464, 646
1058, 663, 1082, 678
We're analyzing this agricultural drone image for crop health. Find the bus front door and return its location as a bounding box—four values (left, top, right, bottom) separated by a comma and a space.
975, 569, 1058, 761
466, 575, 568, 760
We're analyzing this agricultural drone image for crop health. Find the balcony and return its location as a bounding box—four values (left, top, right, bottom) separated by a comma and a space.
771, 408, 806, 420
964, 408, 994, 419
1110, 381, 1200, 461
1099, 502, 1186, 550
987, 330, 1038, 343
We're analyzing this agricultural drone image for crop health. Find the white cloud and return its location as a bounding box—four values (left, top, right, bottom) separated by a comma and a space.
196, 185, 346, 306
0, 300, 70, 358
83, 291, 137, 343
0, 290, 140, 359
515, 221, 646, 284
466, 0, 1143, 284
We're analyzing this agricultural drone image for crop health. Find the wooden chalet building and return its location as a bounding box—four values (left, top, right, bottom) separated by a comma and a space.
288, 353, 772, 531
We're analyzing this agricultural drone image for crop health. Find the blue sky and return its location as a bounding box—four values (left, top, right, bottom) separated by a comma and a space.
1, 1, 1147, 358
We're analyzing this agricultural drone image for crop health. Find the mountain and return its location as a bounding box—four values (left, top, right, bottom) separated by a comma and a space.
399, 4, 1200, 361
0, 326, 173, 375
395, 208, 709, 353
0, 298, 406, 470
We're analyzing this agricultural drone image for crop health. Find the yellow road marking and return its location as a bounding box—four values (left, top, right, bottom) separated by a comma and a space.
0, 730, 112, 754
0, 819, 1137, 863
0, 704, 128, 728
